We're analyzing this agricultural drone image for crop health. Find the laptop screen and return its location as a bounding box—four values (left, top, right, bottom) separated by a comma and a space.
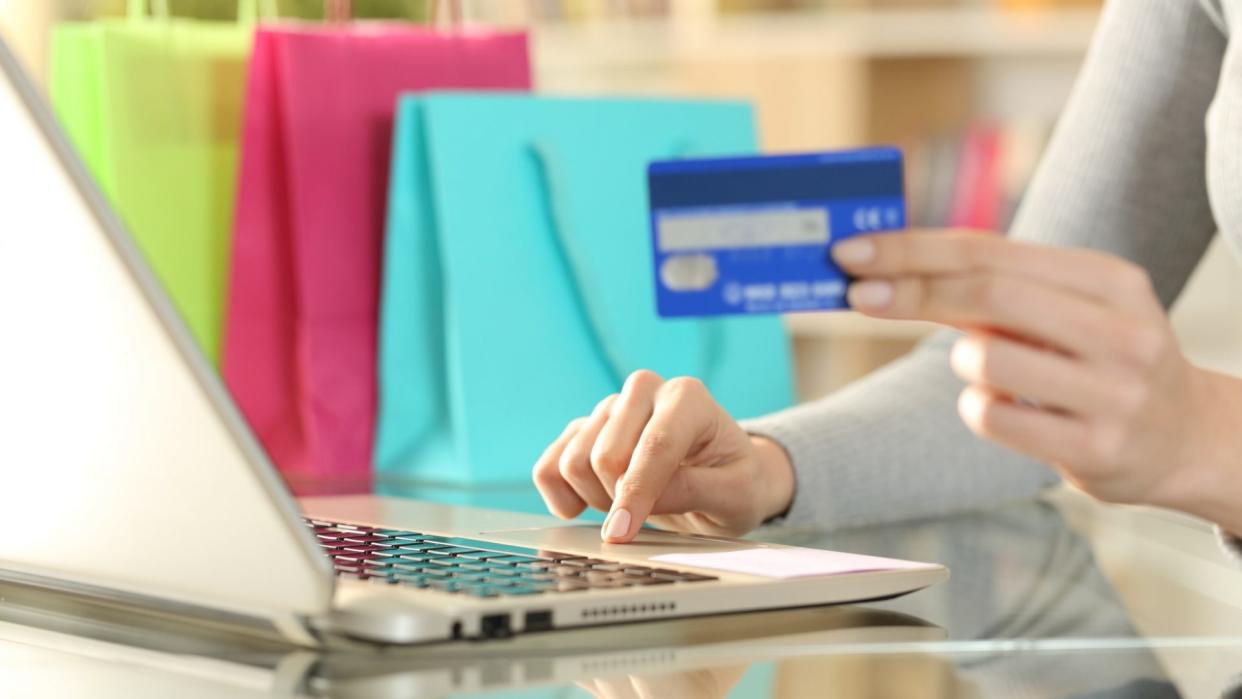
0, 34, 333, 623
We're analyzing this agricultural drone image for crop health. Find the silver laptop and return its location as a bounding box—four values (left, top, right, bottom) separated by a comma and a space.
0, 34, 947, 647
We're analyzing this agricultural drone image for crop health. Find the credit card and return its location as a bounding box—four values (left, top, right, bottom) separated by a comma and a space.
648, 148, 905, 317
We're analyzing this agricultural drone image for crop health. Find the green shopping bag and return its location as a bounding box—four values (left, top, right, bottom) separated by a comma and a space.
376, 94, 794, 488
50, 0, 270, 364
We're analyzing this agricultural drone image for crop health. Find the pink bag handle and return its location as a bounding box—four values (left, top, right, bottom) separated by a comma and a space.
324, 0, 463, 25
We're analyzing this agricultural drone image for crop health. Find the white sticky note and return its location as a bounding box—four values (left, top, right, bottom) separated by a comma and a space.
650, 547, 938, 579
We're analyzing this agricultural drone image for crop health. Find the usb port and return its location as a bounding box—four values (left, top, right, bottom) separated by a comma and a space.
524, 610, 553, 632
480, 614, 512, 639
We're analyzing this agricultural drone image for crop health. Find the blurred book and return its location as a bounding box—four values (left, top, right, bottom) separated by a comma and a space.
904, 118, 1052, 232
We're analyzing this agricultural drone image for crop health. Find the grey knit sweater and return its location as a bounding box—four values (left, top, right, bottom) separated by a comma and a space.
743, 0, 1237, 531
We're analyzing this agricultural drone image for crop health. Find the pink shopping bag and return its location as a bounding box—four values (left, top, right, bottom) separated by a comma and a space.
224, 22, 529, 491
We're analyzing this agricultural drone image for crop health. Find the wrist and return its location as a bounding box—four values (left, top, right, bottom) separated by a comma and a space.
1160, 367, 1242, 536
750, 435, 796, 523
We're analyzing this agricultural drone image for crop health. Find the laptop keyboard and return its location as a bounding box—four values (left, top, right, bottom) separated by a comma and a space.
306, 519, 719, 599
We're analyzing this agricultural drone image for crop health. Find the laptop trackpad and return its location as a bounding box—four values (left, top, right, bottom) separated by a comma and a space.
479, 524, 753, 558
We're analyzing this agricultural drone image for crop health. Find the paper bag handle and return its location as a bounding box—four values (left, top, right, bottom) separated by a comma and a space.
126, 0, 278, 23
325, 0, 463, 25
529, 139, 724, 389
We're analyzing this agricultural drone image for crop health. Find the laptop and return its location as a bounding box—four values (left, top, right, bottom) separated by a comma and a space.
0, 33, 947, 646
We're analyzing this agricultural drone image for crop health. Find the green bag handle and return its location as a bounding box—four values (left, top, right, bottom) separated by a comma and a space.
529, 139, 725, 389
125, 0, 279, 23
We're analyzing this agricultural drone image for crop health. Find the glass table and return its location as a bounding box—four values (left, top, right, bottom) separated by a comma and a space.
3, 487, 1242, 698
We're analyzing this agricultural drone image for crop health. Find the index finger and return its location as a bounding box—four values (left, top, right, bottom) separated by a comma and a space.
601, 377, 713, 543
832, 231, 1154, 314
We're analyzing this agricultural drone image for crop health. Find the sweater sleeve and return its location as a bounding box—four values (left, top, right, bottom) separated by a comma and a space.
742, 0, 1225, 530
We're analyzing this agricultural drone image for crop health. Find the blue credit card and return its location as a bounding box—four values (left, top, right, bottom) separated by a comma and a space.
648, 148, 905, 317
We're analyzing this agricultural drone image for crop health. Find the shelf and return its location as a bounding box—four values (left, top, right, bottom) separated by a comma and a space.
783, 311, 937, 341
530, 6, 1101, 74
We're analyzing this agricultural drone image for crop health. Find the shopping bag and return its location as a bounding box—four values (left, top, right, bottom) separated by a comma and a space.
223, 24, 530, 488
49, 0, 265, 364
375, 94, 794, 486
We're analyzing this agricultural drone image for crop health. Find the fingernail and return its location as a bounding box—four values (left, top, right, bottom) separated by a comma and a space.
832, 238, 876, 266
848, 280, 893, 309
950, 337, 982, 377
602, 508, 632, 542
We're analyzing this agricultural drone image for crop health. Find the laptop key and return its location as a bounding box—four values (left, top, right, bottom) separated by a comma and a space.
650, 571, 719, 583
627, 576, 675, 586
425, 537, 565, 561
587, 563, 630, 573
341, 544, 388, 554
484, 567, 523, 578
392, 576, 431, 588
397, 543, 456, 553
486, 555, 541, 565
519, 572, 560, 582
500, 585, 547, 596
449, 550, 498, 561
376, 529, 423, 538
421, 547, 482, 556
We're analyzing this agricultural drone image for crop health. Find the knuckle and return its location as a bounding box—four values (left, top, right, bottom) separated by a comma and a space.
1120, 322, 1165, 368
662, 376, 707, 400
590, 446, 627, 480
1114, 261, 1154, 297
961, 236, 989, 268
972, 398, 1002, 436
903, 277, 931, 317
617, 471, 666, 508
637, 430, 676, 462
1086, 421, 1125, 464
973, 339, 1004, 384
532, 459, 559, 487
977, 275, 1009, 315
624, 369, 664, 393
593, 393, 620, 416
558, 449, 590, 479
1111, 379, 1148, 416
615, 478, 648, 507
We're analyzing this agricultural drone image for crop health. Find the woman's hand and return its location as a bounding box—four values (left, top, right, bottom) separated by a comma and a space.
832, 230, 1242, 530
532, 370, 795, 543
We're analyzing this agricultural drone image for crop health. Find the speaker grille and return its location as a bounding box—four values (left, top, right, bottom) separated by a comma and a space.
580, 601, 678, 621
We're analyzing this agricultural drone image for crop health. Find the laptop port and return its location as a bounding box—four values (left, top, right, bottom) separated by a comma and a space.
480, 614, 512, 639
524, 610, 553, 632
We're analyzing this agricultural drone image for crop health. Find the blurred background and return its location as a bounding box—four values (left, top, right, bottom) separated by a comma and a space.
4, 0, 1241, 403
5, 6, 1242, 694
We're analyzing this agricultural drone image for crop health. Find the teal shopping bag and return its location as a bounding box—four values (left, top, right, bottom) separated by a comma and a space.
376, 94, 794, 486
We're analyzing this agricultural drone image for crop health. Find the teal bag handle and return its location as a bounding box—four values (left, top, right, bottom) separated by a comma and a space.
529, 139, 724, 388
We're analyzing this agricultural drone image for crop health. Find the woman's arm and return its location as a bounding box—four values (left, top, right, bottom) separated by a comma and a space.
532, 0, 1229, 541
742, 0, 1227, 530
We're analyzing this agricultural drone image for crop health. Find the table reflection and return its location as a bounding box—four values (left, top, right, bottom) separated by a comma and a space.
0, 498, 1229, 698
